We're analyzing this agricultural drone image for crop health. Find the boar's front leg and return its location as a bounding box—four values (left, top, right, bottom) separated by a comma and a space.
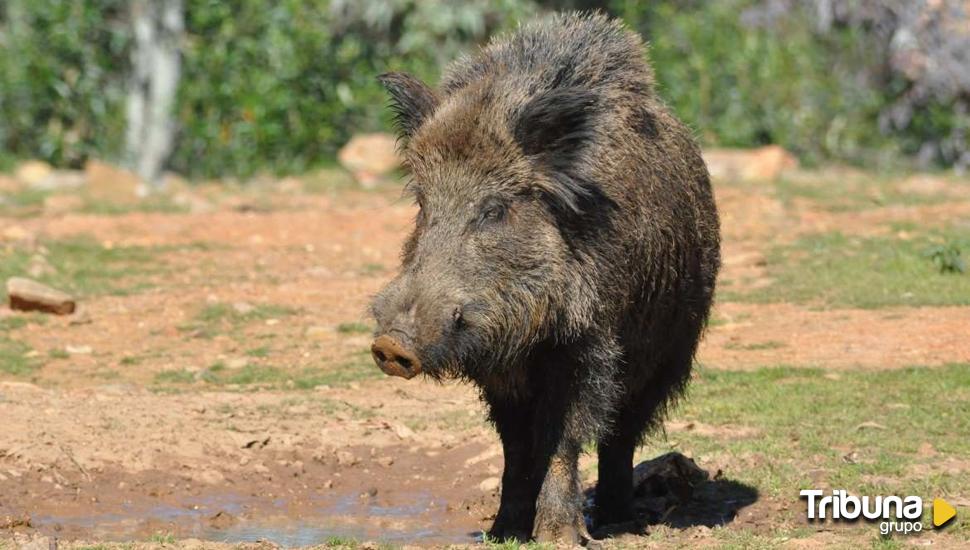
533, 437, 586, 543
485, 395, 542, 541
531, 337, 621, 543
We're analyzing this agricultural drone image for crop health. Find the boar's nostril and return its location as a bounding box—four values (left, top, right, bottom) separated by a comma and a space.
371, 335, 422, 380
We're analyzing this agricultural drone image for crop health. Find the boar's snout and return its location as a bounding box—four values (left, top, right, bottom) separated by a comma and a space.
371, 334, 422, 379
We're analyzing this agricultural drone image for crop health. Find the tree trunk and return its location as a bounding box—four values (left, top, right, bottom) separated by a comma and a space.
126, 0, 183, 186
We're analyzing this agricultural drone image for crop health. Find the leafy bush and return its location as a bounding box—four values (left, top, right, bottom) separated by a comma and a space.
0, 0, 130, 169
0, 0, 967, 177
172, 0, 534, 178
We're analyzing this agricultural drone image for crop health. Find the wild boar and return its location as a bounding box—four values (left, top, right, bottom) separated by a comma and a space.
370, 12, 720, 543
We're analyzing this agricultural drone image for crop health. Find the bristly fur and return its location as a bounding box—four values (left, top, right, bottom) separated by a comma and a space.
378, 72, 439, 142
371, 11, 721, 541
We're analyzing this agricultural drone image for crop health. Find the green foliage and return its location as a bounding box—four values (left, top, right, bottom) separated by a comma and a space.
1, 0, 966, 176
925, 242, 966, 274
171, 0, 534, 178
0, 0, 130, 168
616, 0, 896, 166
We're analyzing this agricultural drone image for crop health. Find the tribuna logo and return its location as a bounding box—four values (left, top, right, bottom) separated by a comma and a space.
800, 489, 924, 535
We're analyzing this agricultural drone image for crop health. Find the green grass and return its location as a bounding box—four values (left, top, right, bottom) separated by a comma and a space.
0, 236, 171, 300
0, 337, 36, 375
736, 229, 970, 308
245, 345, 271, 358
482, 534, 553, 550
0, 187, 49, 217
642, 363, 970, 538
154, 369, 197, 384
318, 535, 395, 549
336, 321, 371, 334
773, 174, 959, 213
152, 350, 380, 390
178, 302, 298, 338
148, 532, 176, 544
0, 314, 46, 376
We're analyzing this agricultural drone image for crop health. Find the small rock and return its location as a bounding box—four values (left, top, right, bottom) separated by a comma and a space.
226, 357, 248, 369
337, 133, 401, 188
208, 510, 236, 529
6, 277, 76, 315
14, 160, 53, 186
704, 145, 797, 182
66, 345, 93, 355
376, 456, 395, 467
68, 310, 93, 325
232, 301, 255, 315
478, 477, 500, 492
336, 450, 359, 466
31, 170, 86, 191
391, 422, 416, 440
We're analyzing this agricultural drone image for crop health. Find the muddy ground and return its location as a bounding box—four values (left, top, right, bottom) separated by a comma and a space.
1, 167, 968, 548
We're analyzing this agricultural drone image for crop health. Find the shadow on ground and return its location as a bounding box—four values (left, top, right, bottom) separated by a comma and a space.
588, 452, 760, 539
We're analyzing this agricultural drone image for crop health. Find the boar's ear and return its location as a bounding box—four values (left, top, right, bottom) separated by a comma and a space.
513, 88, 602, 215
378, 72, 439, 139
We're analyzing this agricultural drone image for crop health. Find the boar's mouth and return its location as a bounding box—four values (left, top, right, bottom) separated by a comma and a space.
371, 334, 423, 379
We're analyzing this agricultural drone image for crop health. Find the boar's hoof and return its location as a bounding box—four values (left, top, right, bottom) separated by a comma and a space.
371, 335, 422, 379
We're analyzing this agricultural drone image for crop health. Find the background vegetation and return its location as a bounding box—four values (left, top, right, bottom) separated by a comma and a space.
1, 0, 967, 178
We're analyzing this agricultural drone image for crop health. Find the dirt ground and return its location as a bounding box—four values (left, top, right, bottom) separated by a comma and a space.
1, 167, 969, 549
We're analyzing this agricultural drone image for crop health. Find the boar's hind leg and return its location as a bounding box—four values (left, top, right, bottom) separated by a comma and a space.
486, 398, 541, 541
594, 417, 638, 527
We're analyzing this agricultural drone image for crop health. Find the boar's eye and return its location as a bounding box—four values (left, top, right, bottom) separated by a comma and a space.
477, 200, 507, 228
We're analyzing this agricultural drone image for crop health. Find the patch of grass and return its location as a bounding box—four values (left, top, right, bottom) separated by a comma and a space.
482, 534, 553, 550
0, 337, 37, 375
737, 229, 970, 308
80, 195, 188, 216
149, 532, 176, 544
725, 340, 786, 351
152, 350, 380, 390
319, 535, 395, 550
645, 363, 970, 537
48, 348, 70, 360
0, 187, 50, 217
179, 302, 298, 338
773, 175, 952, 213
245, 346, 271, 358
153, 369, 197, 384
0, 236, 173, 300
361, 263, 385, 275
336, 321, 371, 334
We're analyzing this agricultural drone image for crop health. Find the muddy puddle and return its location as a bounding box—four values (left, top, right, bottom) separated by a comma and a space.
2, 443, 497, 547
30, 491, 476, 546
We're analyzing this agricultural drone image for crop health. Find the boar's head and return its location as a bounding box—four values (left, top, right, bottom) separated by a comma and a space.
369, 72, 612, 382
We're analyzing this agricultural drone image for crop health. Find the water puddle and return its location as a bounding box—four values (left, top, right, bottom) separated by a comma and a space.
30, 489, 478, 547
